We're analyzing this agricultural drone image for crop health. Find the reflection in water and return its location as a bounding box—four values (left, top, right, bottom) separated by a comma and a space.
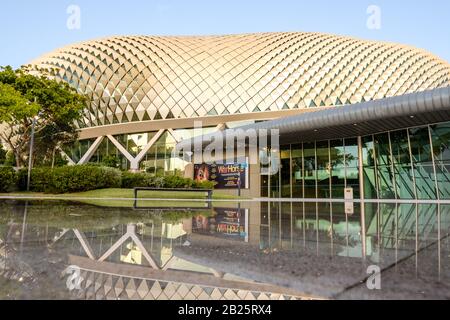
0, 200, 448, 299
260, 202, 449, 280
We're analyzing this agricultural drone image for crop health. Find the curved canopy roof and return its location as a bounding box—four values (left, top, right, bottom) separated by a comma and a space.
177, 86, 450, 149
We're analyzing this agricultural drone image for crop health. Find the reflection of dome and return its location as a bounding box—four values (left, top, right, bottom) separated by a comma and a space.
30, 32, 450, 129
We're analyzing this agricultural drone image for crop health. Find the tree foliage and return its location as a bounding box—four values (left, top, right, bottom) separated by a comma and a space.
0, 65, 87, 167
0, 142, 6, 164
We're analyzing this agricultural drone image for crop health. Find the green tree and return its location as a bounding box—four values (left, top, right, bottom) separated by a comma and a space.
101, 155, 120, 168
4, 151, 16, 167
0, 66, 87, 167
0, 142, 6, 164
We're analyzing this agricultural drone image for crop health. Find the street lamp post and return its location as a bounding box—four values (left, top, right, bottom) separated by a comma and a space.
26, 116, 38, 192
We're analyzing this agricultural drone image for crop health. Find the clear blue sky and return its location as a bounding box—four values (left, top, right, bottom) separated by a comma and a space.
1, 0, 449, 68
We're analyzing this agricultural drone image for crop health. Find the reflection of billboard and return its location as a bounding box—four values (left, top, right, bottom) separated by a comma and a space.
194, 162, 249, 189
192, 208, 249, 242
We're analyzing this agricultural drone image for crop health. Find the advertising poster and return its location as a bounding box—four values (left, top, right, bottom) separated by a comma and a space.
194, 162, 249, 189
192, 208, 249, 242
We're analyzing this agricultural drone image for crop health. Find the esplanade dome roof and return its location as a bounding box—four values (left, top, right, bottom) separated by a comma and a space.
30, 32, 450, 128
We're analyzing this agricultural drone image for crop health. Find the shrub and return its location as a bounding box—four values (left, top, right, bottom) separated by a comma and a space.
101, 167, 123, 189
4, 151, 15, 167
121, 171, 154, 188
163, 175, 192, 189
17, 165, 121, 194
101, 155, 120, 168
121, 172, 214, 190
193, 180, 216, 190
49, 165, 122, 193
51, 154, 69, 168
17, 167, 52, 192
0, 166, 17, 192
11, 166, 214, 194
121, 172, 165, 188
0, 144, 6, 165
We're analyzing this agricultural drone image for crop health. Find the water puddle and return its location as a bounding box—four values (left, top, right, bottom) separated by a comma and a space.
0, 200, 448, 300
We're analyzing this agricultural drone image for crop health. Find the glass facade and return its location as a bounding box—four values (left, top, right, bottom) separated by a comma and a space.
260, 201, 449, 263
68, 131, 190, 174
265, 121, 450, 200
62, 138, 97, 164
65, 126, 221, 174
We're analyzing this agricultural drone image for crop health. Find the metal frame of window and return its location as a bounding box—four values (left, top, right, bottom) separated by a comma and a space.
266, 120, 450, 202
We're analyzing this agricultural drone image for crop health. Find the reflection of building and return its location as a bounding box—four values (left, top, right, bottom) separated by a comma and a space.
57, 222, 311, 300
1, 200, 448, 299
259, 201, 450, 265
30, 32, 450, 201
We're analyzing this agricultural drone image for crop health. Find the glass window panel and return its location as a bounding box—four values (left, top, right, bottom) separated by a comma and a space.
374, 133, 395, 199
409, 126, 437, 200
291, 144, 303, 198
141, 144, 157, 173
390, 130, 414, 199
430, 122, 450, 162
316, 141, 330, 199
430, 122, 450, 199
344, 138, 359, 168
95, 138, 108, 164
330, 139, 345, 199
261, 175, 269, 197
291, 202, 305, 249
303, 142, 316, 198
127, 132, 157, 157
362, 135, 377, 199
270, 168, 280, 198
417, 204, 438, 245
396, 203, 417, 251
344, 138, 360, 199
435, 161, 450, 200
280, 145, 291, 198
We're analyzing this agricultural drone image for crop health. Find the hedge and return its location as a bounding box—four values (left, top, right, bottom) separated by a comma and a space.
121, 171, 164, 189
50, 165, 122, 193
17, 165, 122, 194
121, 171, 215, 190
0, 166, 17, 192
17, 167, 53, 192
2, 165, 215, 194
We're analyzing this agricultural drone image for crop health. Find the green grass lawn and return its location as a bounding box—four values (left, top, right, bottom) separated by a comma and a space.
0, 188, 247, 208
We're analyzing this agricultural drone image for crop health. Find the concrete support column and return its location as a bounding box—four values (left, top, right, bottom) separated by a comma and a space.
107, 130, 165, 172
130, 129, 165, 171
106, 135, 135, 166
59, 149, 76, 166
78, 136, 104, 164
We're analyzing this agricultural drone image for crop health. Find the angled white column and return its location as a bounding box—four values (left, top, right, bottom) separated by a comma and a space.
167, 128, 181, 143
48, 229, 70, 248
131, 129, 165, 170
106, 135, 135, 163
78, 136, 104, 164
98, 224, 158, 269
73, 229, 96, 260
59, 149, 76, 166
107, 130, 165, 171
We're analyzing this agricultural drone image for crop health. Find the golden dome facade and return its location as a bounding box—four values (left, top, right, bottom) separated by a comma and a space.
30, 32, 450, 128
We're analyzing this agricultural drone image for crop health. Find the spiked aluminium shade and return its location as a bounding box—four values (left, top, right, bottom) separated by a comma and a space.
30, 32, 450, 130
